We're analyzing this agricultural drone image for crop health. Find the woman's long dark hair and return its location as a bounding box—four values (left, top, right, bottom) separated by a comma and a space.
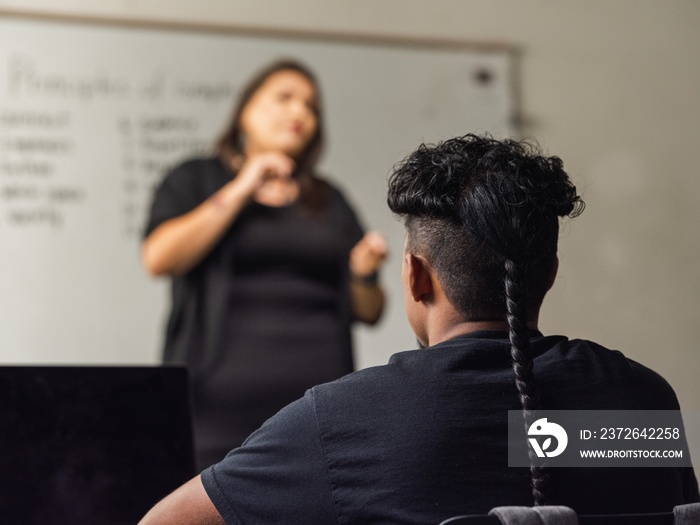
387, 134, 584, 505
214, 59, 329, 213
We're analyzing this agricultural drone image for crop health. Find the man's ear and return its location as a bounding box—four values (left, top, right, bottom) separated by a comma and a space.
546, 256, 559, 292
407, 253, 434, 303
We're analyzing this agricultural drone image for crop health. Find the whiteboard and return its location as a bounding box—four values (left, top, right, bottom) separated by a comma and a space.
0, 16, 516, 365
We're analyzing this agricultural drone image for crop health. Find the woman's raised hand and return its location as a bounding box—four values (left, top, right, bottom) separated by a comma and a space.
349, 231, 388, 324
230, 153, 298, 207
350, 231, 389, 279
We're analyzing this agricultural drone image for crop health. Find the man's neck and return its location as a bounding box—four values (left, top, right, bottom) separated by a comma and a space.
425, 318, 539, 347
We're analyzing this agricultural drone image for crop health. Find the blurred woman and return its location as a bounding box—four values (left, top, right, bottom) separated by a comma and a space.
142, 60, 387, 468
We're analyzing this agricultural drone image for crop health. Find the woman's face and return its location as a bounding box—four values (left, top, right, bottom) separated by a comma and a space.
240, 70, 319, 158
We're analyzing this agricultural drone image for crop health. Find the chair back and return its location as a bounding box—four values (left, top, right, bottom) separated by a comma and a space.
439, 505, 700, 525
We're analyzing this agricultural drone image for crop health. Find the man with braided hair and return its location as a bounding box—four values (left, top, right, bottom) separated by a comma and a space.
140, 134, 698, 525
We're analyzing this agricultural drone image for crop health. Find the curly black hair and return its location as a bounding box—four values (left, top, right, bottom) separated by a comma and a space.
388, 134, 584, 505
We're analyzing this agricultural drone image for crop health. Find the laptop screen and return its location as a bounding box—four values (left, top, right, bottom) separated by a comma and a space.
0, 365, 196, 525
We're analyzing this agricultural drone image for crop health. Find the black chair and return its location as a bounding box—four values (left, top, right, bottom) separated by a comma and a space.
439, 503, 700, 525
440, 513, 673, 524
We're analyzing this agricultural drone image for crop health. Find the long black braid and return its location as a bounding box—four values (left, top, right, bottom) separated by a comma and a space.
388, 134, 584, 506
504, 257, 549, 505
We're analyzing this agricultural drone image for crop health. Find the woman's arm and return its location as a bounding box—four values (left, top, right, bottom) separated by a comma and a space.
142, 153, 294, 277
349, 231, 388, 325
350, 279, 385, 325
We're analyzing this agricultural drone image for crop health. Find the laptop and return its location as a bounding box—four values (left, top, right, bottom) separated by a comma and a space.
0, 365, 196, 525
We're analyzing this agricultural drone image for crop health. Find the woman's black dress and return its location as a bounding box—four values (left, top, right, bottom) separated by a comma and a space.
145, 158, 364, 468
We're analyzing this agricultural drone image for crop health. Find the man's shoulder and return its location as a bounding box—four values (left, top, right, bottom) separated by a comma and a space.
560, 337, 671, 381
312, 357, 404, 394
308, 349, 425, 406
541, 337, 680, 409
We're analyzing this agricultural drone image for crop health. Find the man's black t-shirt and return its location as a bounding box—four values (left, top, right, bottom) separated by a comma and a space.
201, 331, 699, 524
